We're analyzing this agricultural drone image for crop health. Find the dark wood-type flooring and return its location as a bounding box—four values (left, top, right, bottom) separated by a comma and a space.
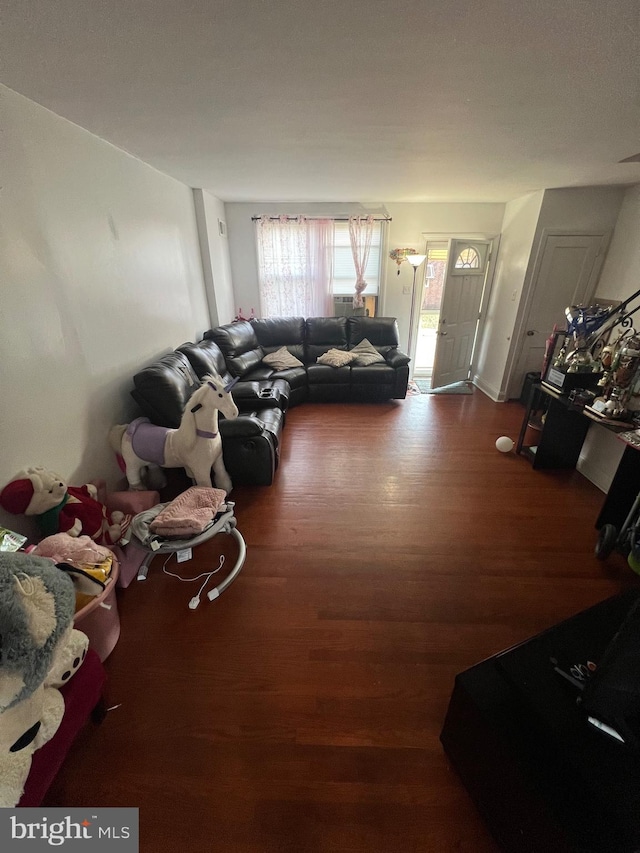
45, 391, 637, 851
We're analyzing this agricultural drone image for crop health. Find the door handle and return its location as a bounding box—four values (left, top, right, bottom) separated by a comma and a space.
526, 330, 535, 336
439, 331, 448, 336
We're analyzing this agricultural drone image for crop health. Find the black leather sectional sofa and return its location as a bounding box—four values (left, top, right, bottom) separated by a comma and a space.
130, 316, 409, 486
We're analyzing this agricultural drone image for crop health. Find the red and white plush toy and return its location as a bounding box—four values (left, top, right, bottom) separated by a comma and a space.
0, 467, 130, 546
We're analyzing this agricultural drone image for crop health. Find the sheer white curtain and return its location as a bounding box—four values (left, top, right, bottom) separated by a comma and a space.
348, 215, 375, 308
256, 216, 334, 317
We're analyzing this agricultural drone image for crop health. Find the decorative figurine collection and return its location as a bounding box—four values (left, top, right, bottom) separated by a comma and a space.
543, 299, 640, 421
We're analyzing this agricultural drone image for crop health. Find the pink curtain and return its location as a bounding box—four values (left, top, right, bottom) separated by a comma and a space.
256, 216, 334, 317
348, 216, 375, 308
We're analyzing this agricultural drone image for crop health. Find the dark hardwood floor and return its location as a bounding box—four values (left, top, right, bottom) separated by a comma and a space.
45, 390, 636, 851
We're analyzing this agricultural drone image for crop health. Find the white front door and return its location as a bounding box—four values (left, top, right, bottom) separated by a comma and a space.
508, 232, 609, 398
431, 239, 492, 389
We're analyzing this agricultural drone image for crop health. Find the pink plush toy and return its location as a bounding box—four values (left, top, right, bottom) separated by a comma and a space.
0, 468, 131, 546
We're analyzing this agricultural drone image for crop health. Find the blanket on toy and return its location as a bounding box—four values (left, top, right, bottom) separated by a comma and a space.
126, 417, 169, 467
149, 487, 227, 538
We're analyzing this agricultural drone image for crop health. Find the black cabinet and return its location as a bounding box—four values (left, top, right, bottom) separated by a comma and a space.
440, 590, 640, 852
596, 443, 640, 530
516, 382, 639, 531
516, 383, 591, 469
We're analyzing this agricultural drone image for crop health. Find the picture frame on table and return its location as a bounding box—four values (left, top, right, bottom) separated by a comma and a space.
542, 332, 570, 392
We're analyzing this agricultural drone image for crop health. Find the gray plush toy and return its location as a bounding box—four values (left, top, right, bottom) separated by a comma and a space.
0, 551, 75, 713
0, 551, 90, 806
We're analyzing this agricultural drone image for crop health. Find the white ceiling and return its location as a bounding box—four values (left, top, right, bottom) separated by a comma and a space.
2, 0, 639, 203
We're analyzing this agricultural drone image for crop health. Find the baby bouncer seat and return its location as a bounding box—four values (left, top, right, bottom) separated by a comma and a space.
129, 495, 246, 605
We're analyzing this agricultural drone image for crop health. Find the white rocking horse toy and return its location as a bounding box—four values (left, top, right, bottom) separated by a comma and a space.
110, 374, 239, 493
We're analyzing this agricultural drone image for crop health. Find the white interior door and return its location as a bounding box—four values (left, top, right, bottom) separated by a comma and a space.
508, 232, 609, 398
431, 239, 492, 389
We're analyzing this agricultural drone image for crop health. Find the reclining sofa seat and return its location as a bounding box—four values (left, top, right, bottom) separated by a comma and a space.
130, 350, 283, 487
205, 316, 410, 404
206, 317, 309, 408
177, 339, 290, 414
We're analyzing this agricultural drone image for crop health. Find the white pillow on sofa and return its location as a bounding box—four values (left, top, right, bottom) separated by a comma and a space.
263, 346, 304, 370
317, 348, 358, 368
350, 338, 386, 366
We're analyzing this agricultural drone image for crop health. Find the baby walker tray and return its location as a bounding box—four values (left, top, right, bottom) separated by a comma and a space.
129, 499, 246, 602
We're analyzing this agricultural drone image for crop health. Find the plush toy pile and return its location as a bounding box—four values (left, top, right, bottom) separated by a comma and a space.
0, 552, 89, 807
33, 533, 115, 612
0, 467, 131, 546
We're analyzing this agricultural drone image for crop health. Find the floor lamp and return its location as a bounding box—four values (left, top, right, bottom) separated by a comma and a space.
406, 254, 427, 361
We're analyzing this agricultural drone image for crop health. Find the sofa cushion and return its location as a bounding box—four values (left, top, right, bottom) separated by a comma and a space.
267, 366, 307, 389
347, 316, 400, 351
263, 346, 304, 370
177, 340, 232, 382
132, 351, 200, 428
350, 363, 396, 384
307, 363, 352, 385
205, 321, 264, 378
349, 337, 386, 366
252, 317, 306, 363
317, 348, 358, 368
306, 317, 348, 362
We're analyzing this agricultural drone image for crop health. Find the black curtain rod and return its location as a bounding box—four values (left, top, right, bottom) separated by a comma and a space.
251, 215, 392, 222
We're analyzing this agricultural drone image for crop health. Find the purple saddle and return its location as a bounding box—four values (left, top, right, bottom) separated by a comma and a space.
126, 417, 169, 466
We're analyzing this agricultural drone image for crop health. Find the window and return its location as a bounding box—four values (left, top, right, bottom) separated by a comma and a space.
450, 241, 490, 277
454, 246, 481, 269
331, 221, 383, 296
331, 220, 383, 317
256, 217, 384, 318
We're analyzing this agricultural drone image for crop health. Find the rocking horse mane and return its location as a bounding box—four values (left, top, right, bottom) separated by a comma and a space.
188, 374, 224, 409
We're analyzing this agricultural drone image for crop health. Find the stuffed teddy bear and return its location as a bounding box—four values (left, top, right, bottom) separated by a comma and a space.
0, 551, 89, 807
0, 467, 131, 547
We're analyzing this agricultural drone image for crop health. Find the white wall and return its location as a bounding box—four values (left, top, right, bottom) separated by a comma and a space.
536, 186, 626, 235
193, 189, 236, 328
575, 185, 640, 491
0, 86, 215, 538
474, 186, 627, 401
593, 185, 640, 302
473, 192, 544, 400
225, 201, 505, 350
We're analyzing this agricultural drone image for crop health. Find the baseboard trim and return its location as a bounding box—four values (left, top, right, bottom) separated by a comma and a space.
472, 374, 505, 402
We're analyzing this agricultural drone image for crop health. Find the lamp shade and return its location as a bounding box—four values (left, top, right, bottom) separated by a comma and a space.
406, 254, 427, 268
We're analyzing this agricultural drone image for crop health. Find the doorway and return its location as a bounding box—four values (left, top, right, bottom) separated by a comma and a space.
410, 237, 494, 389
507, 231, 610, 399
431, 238, 493, 389
412, 241, 449, 382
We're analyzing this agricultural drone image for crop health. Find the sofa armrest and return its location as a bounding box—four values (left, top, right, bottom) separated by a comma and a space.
219, 415, 265, 438
385, 349, 411, 368
233, 382, 284, 411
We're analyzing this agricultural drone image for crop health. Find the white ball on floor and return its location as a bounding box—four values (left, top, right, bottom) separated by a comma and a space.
495, 436, 514, 453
